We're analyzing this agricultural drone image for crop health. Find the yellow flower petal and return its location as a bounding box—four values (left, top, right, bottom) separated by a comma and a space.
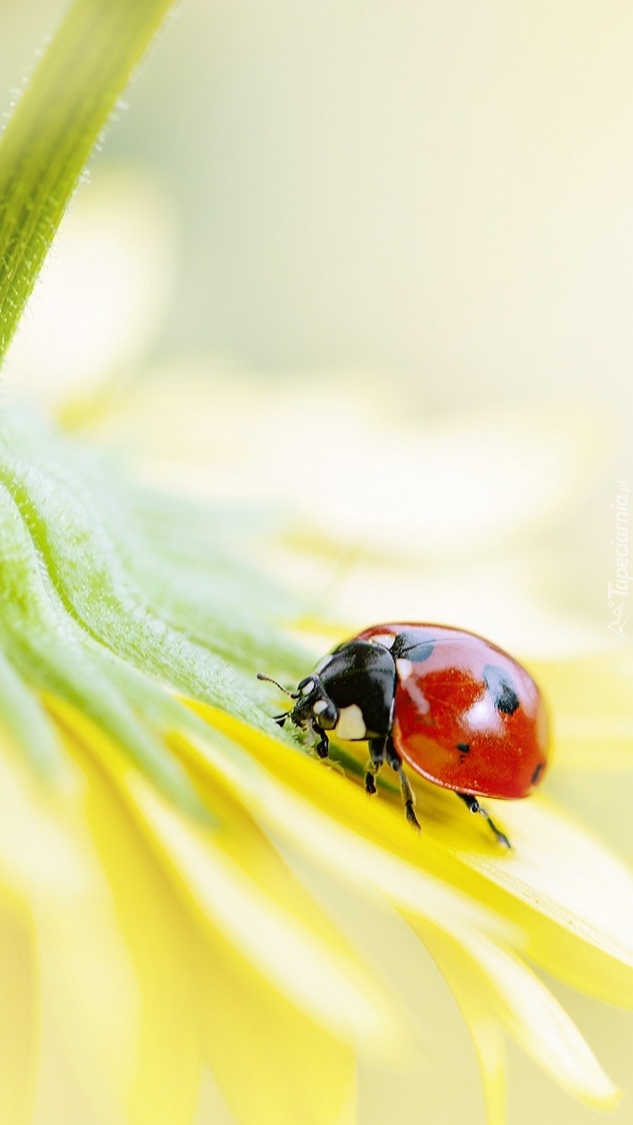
0, 897, 36, 1125
413, 924, 507, 1125
420, 922, 621, 1111
189, 707, 633, 1012
279, 854, 496, 1125
61, 725, 202, 1125
193, 920, 356, 1125
0, 736, 142, 1122
178, 706, 516, 944
130, 774, 397, 1050
55, 699, 362, 1124
33, 897, 138, 1124
52, 699, 399, 1042
190, 705, 624, 1112
445, 795, 633, 1006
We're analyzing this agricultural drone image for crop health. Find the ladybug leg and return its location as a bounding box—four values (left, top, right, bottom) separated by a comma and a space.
365, 737, 386, 795
310, 721, 330, 759
457, 793, 511, 849
385, 738, 421, 830
366, 739, 420, 829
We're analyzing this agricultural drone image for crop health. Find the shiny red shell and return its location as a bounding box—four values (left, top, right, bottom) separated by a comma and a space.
353, 623, 549, 799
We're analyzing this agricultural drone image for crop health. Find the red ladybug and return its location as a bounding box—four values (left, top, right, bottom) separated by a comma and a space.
260, 623, 549, 847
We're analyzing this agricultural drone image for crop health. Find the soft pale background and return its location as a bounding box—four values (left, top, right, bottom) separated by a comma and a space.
3, 1, 633, 1122
3, 0, 633, 418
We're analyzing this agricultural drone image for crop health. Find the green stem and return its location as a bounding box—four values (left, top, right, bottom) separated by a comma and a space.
0, 0, 176, 366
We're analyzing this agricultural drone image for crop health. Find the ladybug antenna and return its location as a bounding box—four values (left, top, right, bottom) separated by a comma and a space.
256, 672, 299, 699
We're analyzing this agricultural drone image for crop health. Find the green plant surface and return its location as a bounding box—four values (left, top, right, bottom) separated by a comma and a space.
0, 404, 311, 800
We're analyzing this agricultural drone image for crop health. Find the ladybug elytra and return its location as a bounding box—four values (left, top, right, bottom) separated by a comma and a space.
260, 623, 549, 848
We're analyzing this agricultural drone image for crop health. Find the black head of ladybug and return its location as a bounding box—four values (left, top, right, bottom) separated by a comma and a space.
296, 642, 396, 741
289, 673, 338, 732
259, 640, 396, 758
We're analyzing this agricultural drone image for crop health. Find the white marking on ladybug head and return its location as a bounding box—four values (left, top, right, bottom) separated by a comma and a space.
395, 658, 414, 680
371, 633, 396, 649
313, 699, 329, 715
315, 655, 333, 673
335, 704, 366, 741
301, 680, 315, 695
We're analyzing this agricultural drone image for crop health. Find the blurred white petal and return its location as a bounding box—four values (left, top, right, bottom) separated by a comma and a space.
4, 166, 176, 414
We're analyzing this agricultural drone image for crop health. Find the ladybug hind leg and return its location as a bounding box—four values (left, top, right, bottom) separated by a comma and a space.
391, 758, 421, 830
457, 792, 511, 849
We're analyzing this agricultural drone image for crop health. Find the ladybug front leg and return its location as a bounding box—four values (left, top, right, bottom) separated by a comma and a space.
309, 721, 330, 759
457, 792, 511, 849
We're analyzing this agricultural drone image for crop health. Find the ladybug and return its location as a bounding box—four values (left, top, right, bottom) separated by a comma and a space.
259, 623, 549, 847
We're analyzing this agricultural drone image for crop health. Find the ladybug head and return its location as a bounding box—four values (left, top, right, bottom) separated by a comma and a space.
290, 675, 339, 730
256, 672, 338, 731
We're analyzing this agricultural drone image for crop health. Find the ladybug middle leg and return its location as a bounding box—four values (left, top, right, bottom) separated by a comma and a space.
365, 737, 386, 794
457, 792, 511, 849
367, 736, 421, 829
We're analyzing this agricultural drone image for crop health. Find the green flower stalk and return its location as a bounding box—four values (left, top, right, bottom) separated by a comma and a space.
0, 0, 175, 362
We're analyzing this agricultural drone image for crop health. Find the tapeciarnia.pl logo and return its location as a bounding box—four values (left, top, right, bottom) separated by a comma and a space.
607, 480, 631, 639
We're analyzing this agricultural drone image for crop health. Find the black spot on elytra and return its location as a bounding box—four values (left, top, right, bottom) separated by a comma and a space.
531, 761, 544, 785
456, 742, 470, 754
391, 631, 435, 662
483, 664, 520, 714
